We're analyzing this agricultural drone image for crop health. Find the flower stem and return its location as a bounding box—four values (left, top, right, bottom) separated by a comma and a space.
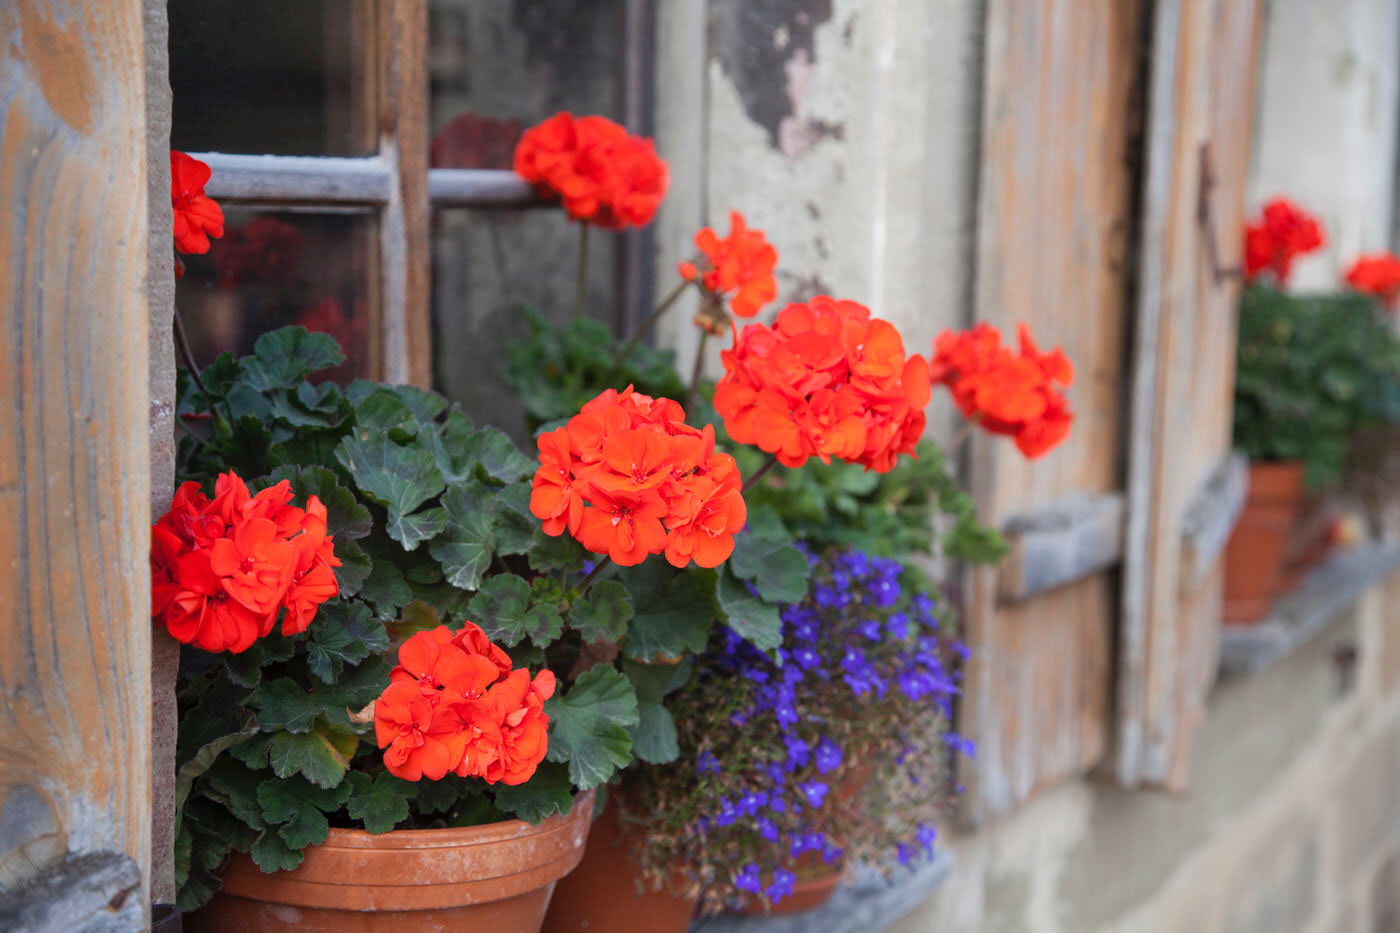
574, 558, 613, 598
684, 330, 710, 412
616, 279, 690, 365
172, 306, 205, 393
945, 416, 978, 455
574, 223, 591, 320
741, 453, 781, 493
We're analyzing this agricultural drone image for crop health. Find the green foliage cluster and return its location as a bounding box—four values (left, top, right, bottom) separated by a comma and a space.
1235, 285, 1400, 486
172, 328, 812, 910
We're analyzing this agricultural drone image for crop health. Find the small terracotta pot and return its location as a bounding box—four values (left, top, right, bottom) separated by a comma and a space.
1223, 461, 1306, 624
541, 803, 698, 933
188, 790, 594, 933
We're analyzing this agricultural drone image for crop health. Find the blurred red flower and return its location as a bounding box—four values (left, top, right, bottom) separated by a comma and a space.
1243, 198, 1325, 284
1344, 252, 1400, 307
713, 297, 930, 473
514, 112, 669, 229
170, 150, 225, 255
679, 211, 779, 325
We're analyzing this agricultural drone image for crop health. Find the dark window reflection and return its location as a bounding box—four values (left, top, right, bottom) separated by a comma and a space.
169, 0, 377, 157
176, 209, 379, 383
427, 0, 630, 433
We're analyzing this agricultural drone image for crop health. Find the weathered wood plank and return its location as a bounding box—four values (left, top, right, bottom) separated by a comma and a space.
0, 0, 152, 922
998, 493, 1125, 603
1179, 451, 1248, 592
0, 852, 143, 933
1114, 0, 1262, 790
379, 0, 431, 386
194, 152, 394, 204
960, 0, 1142, 825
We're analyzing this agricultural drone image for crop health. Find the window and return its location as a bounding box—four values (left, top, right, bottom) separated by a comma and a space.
169, 0, 656, 413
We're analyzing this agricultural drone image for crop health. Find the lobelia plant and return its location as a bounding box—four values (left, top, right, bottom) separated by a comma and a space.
615, 546, 971, 913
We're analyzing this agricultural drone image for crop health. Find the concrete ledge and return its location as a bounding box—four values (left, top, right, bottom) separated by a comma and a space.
690, 850, 953, 933
1219, 543, 1400, 676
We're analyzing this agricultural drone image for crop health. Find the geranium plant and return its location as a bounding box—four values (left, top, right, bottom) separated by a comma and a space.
1234, 200, 1400, 487
162, 116, 1076, 920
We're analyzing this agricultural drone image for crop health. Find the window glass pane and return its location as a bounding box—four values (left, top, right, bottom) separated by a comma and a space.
427, 0, 630, 431
169, 0, 377, 157
177, 209, 379, 383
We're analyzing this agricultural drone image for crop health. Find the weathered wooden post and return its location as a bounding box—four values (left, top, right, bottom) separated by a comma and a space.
0, 2, 154, 929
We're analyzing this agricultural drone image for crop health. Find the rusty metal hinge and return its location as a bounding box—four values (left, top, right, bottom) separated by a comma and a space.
1197, 141, 1242, 286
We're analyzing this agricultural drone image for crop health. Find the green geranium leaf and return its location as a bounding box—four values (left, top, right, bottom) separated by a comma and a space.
178, 674, 254, 768
425, 409, 478, 484
466, 425, 537, 484
346, 771, 414, 834
467, 574, 532, 646
352, 388, 420, 438
267, 730, 350, 788
175, 721, 257, 812
628, 701, 679, 765
202, 758, 267, 830
568, 579, 632, 643
543, 665, 639, 790
529, 530, 586, 573
715, 568, 783, 654
334, 539, 373, 598
255, 775, 351, 850
492, 762, 575, 823
243, 327, 344, 391
305, 601, 389, 684
266, 464, 372, 541
335, 433, 446, 550
361, 558, 413, 621
250, 829, 305, 873
227, 734, 271, 770
619, 565, 715, 661
414, 776, 465, 815
348, 381, 448, 424
723, 503, 810, 603
429, 479, 527, 591
252, 679, 321, 734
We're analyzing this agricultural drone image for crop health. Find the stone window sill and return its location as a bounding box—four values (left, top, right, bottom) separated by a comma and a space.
1219, 543, 1400, 677
689, 850, 954, 933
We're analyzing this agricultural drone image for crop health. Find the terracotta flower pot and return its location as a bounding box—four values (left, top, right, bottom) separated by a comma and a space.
541, 803, 698, 933
1223, 461, 1306, 624
188, 790, 594, 933
738, 852, 846, 915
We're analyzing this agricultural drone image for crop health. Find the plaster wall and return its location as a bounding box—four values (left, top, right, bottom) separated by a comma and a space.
1247, 0, 1400, 289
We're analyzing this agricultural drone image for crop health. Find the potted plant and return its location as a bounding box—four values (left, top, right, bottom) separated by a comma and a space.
1227, 199, 1400, 621
159, 143, 811, 932
535, 283, 1072, 929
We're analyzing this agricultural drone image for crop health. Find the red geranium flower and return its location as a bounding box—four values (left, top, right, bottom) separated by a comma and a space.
930, 323, 1074, 458
170, 150, 225, 255
149, 471, 340, 653
513, 112, 669, 229
530, 387, 747, 568
1243, 198, 1325, 284
374, 624, 552, 785
713, 297, 930, 473
1344, 252, 1400, 307
679, 211, 779, 325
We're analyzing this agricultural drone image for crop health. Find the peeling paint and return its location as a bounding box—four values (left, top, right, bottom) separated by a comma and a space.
710, 0, 835, 154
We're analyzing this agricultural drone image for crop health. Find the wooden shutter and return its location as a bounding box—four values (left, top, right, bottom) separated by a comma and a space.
0, 0, 153, 924
959, 0, 1144, 825
1115, 0, 1261, 789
